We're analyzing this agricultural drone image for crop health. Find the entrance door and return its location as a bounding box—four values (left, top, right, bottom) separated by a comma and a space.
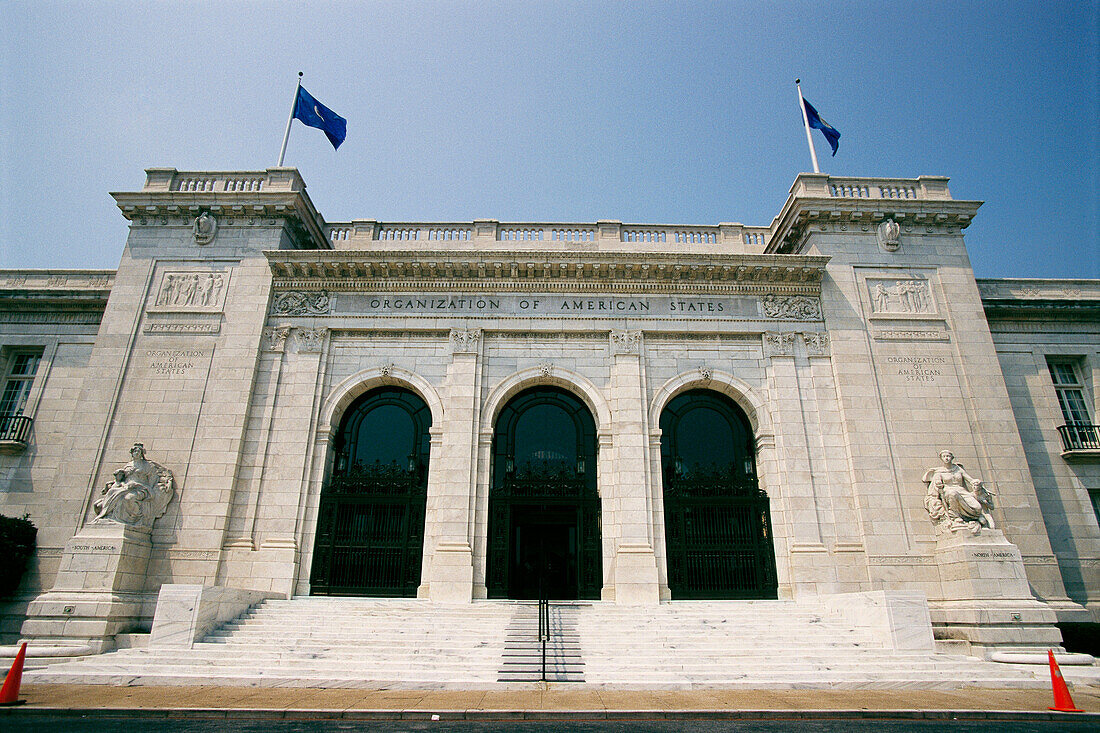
487, 387, 601, 600
509, 508, 577, 599
310, 387, 430, 596
660, 390, 777, 599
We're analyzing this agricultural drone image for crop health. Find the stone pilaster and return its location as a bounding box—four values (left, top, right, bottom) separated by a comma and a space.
424, 328, 482, 602
606, 330, 659, 604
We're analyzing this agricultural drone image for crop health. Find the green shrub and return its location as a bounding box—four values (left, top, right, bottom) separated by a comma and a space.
0, 514, 37, 599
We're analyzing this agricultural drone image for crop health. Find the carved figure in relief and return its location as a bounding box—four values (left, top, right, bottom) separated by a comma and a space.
923, 449, 995, 535
210, 274, 224, 305
92, 443, 175, 529
872, 283, 890, 312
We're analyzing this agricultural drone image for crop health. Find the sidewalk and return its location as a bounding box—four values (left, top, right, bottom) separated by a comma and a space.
3, 683, 1099, 720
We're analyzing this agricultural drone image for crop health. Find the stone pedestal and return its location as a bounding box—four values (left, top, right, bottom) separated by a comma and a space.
609, 542, 661, 605
929, 529, 1062, 657
427, 542, 475, 603
21, 522, 155, 652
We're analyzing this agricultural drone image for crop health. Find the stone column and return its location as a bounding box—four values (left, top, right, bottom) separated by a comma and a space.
606, 330, 660, 605
424, 328, 481, 602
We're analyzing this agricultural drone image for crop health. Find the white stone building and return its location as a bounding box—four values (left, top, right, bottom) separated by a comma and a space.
0, 168, 1097, 664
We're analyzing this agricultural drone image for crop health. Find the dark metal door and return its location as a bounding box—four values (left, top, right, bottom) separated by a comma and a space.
309, 462, 426, 596
487, 387, 601, 600
663, 474, 777, 599
310, 387, 430, 597
660, 389, 777, 599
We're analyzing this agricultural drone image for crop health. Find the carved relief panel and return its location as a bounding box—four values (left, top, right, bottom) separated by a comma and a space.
149, 270, 231, 312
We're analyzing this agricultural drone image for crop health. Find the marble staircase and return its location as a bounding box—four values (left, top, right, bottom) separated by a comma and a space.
498, 603, 585, 683
21, 597, 1076, 689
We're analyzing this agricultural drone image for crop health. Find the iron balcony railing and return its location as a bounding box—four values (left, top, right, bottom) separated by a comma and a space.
0, 414, 32, 446
1058, 424, 1100, 452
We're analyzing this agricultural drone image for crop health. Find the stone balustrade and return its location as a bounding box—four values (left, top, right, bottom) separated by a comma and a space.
141, 168, 305, 194
320, 221, 769, 250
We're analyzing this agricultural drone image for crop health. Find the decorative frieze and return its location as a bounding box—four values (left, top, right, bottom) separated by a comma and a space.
610, 330, 642, 355
761, 294, 822, 320
874, 329, 950, 342
295, 327, 326, 352
449, 328, 482, 355
266, 250, 828, 290
270, 290, 330, 316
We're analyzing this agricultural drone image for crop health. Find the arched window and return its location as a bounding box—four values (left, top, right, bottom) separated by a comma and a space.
488, 387, 601, 600
310, 387, 430, 596
660, 390, 776, 599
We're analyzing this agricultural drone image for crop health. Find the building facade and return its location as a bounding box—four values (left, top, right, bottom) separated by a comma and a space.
1, 168, 1097, 657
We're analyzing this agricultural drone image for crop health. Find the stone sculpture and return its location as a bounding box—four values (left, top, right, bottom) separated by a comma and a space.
92, 443, 175, 528
193, 211, 217, 244
923, 449, 995, 535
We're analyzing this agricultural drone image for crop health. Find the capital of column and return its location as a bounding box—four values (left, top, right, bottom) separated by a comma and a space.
610, 329, 643, 356
449, 327, 482, 355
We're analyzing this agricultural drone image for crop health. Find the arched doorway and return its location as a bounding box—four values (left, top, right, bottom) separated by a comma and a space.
660, 389, 777, 599
310, 387, 430, 596
487, 386, 601, 600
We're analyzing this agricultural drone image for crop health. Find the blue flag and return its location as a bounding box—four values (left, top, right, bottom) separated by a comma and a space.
294, 86, 347, 150
802, 97, 840, 156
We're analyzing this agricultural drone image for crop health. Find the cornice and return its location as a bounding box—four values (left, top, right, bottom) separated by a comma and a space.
264, 250, 828, 293
0, 270, 113, 311
111, 168, 329, 251
767, 174, 982, 254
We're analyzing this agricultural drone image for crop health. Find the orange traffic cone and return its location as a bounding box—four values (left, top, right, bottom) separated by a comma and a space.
1048, 648, 1084, 712
0, 641, 27, 706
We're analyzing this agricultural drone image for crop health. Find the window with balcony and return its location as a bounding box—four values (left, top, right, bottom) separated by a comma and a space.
0, 350, 41, 449
1048, 359, 1098, 455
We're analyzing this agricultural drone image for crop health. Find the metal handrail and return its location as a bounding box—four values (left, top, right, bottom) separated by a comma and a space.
537, 579, 549, 682
1058, 423, 1100, 452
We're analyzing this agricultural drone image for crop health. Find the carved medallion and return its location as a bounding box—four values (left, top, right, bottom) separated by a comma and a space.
877, 219, 901, 252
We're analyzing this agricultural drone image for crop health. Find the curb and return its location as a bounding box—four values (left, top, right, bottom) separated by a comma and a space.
1, 707, 1098, 722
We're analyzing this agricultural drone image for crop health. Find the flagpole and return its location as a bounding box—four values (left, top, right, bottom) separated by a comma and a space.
795, 79, 820, 174
276, 72, 304, 167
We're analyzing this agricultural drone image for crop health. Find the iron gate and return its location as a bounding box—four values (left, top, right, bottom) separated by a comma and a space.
309, 461, 426, 596
663, 467, 777, 599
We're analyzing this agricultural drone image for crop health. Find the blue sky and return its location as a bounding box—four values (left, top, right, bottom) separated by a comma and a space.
1, 1, 1097, 278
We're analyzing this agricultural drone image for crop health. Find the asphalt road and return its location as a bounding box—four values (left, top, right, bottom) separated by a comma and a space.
2, 714, 1097, 733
